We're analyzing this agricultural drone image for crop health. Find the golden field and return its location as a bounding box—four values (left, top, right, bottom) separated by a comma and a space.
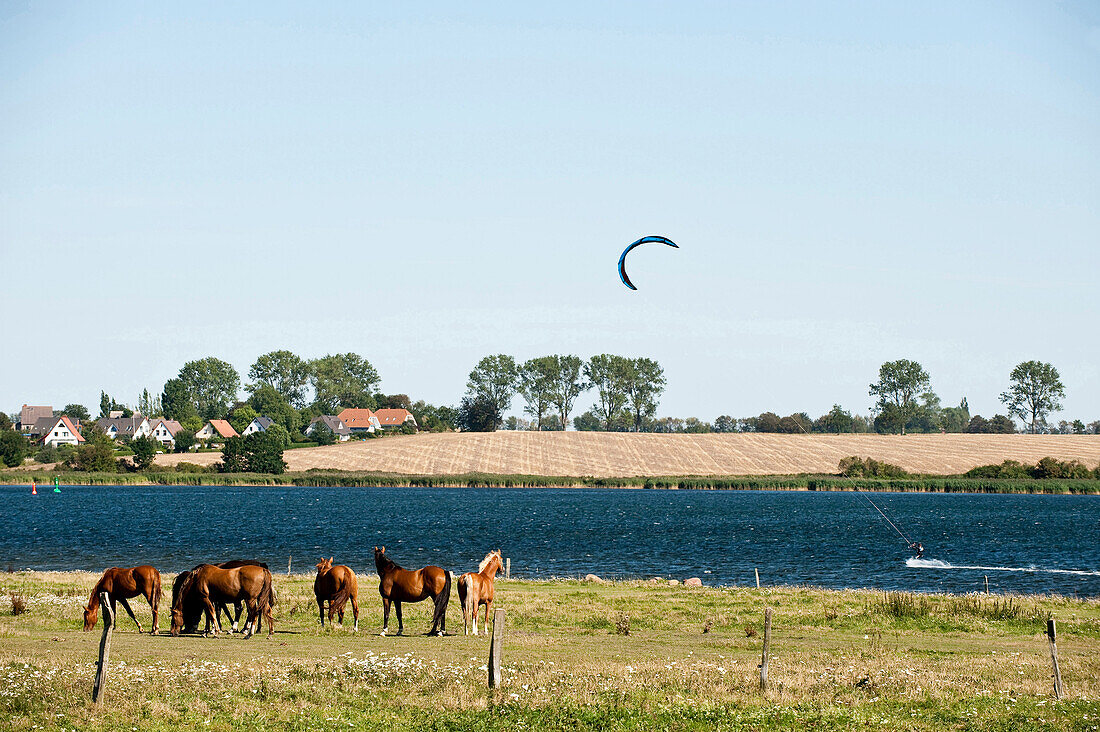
155, 432, 1100, 477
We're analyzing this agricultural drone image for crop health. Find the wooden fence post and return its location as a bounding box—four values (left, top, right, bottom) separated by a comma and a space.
1047, 618, 1064, 700
505, 558, 510, 580
759, 607, 772, 691
488, 609, 505, 688
287, 555, 292, 576
92, 592, 115, 705
755, 568, 760, 589
984, 576, 989, 595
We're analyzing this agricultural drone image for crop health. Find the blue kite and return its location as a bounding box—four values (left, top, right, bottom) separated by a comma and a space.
618, 235, 678, 290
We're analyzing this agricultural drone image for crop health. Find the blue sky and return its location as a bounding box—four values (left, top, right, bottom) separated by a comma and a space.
2, 2, 1098, 423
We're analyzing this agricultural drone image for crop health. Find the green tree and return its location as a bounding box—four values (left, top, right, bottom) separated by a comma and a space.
264, 423, 291, 448
999, 360, 1065, 434
572, 409, 601, 431
466, 355, 518, 427
173, 430, 195, 453
218, 437, 249, 473
248, 350, 310, 408
309, 353, 380, 413
178, 357, 240, 420
99, 391, 111, 419
940, 398, 970, 433
137, 389, 162, 417
755, 412, 781, 433
815, 405, 853, 433
376, 393, 413, 411
0, 431, 29, 467
989, 414, 1016, 434
161, 378, 198, 422
130, 435, 158, 471
546, 355, 587, 430
229, 405, 258, 435
67, 442, 118, 472
243, 432, 287, 473
63, 404, 90, 422
624, 358, 666, 432
585, 354, 632, 430
457, 395, 500, 432
518, 357, 557, 430
309, 419, 338, 445
869, 359, 931, 435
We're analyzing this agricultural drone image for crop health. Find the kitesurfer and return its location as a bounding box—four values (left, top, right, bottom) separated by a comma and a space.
909, 542, 924, 558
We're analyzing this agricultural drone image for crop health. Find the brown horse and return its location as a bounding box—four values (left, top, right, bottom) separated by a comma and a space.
83, 565, 162, 634
457, 549, 502, 636
374, 546, 450, 636
314, 557, 359, 631
170, 563, 274, 638
172, 560, 275, 634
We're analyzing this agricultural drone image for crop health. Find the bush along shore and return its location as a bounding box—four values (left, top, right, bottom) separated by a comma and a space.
0, 468, 1096, 493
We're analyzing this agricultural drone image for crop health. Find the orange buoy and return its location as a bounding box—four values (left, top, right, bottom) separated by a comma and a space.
31, 482, 37, 495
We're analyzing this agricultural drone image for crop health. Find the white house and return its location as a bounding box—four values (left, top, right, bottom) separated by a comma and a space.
242, 416, 275, 436
196, 420, 239, 441
96, 415, 152, 442
374, 408, 418, 430
149, 418, 183, 447
306, 415, 352, 441
36, 416, 85, 447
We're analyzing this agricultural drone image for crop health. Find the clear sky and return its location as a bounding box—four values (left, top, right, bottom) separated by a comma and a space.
2, 2, 1098, 424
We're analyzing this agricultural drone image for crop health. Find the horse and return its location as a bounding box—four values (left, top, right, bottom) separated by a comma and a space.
457, 549, 502, 636
169, 563, 274, 638
314, 557, 359, 631
374, 546, 450, 636
84, 566, 162, 634
172, 560, 275, 635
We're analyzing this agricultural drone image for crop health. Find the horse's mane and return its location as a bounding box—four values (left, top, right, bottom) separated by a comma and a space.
478, 549, 502, 573
173, 569, 200, 611
375, 551, 402, 574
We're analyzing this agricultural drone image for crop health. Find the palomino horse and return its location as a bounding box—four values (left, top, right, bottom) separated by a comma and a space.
314, 557, 359, 631
170, 563, 274, 638
84, 565, 162, 634
172, 560, 275, 634
374, 546, 450, 636
457, 549, 502, 636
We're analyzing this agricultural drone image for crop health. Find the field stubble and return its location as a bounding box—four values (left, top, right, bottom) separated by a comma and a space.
0, 571, 1097, 730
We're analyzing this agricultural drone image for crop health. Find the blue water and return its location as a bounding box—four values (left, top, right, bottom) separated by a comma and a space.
1, 485, 1097, 596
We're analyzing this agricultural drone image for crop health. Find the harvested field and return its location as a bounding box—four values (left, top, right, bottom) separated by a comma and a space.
155, 432, 1100, 477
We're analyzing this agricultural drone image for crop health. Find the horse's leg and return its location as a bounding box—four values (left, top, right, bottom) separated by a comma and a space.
147, 586, 158, 635
331, 597, 339, 629
242, 600, 258, 639
351, 593, 359, 633
483, 598, 492, 637
202, 596, 220, 637
317, 596, 326, 628
380, 597, 391, 636
232, 601, 244, 633
394, 601, 403, 635
117, 597, 142, 634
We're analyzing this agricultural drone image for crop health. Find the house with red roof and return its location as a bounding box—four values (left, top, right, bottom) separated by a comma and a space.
195, 419, 239, 441
374, 408, 417, 430
149, 418, 184, 447
34, 416, 85, 447
337, 408, 381, 434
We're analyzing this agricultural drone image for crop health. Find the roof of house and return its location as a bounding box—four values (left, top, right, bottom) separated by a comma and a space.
150, 418, 183, 436
337, 408, 380, 430
34, 416, 85, 442
250, 416, 276, 430
310, 415, 351, 436
20, 405, 53, 427
96, 415, 149, 436
375, 408, 416, 427
207, 419, 239, 438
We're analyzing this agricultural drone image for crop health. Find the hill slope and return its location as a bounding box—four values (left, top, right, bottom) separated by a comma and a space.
157, 432, 1100, 477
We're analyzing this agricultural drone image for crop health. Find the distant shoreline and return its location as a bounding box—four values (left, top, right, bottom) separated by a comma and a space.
0, 470, 1096, 494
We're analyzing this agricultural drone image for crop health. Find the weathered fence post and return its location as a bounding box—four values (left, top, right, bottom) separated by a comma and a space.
1047, 618, 1064, 700
488, 609, 505, 688
759, 607, 772, 691
92, 592, 115, 705
287, 555, 292, 576
984, 576, 989, 595
505, 558, 510, 580
755, 568, 760, 589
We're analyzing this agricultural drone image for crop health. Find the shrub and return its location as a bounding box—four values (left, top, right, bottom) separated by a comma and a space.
0, 431, 29, 468
34, 444, 59, 464
130, 436, 158, 471
173, 430, 195, 453
66, 443, 118, 472
838, 456, 908, 478
175, 462, 209, 473
10, 593, 27, 616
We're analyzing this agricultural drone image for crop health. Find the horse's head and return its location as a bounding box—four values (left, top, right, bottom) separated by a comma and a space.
82, 604, 97, 631
479, 549, 503, 576
169, 605, 185, 636
316, 557, 333, 574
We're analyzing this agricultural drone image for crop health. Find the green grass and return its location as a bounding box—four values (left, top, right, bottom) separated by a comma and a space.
0, 572, 1097, 730
0, 470, 1096, 493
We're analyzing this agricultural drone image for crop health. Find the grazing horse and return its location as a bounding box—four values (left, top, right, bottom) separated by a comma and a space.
374, 546, 450, 636
457, 549, 502, 636
172, 560, 275, 634
84, 565, 162, 634
170, 563, 274, 638
314, 557, 359, 631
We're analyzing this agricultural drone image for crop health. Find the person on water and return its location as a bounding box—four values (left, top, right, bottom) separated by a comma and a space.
909, 542, 924, 558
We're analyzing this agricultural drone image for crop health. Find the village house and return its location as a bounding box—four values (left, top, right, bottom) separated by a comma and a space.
96, 414, 152, 441
195, 419, 239, 441
29, 416, 85, 447
306, 415, 352, 441
17, 405, 54, 433
375, 408, 417, 430
242, 416, 275, 436
337, 408, 381, 434
149, 418, 183, 447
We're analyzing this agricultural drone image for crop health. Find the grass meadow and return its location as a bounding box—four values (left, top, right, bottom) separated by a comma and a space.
0, 572, 1098, 730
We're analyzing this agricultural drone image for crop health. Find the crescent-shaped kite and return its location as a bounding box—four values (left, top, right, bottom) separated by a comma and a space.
618, 235, 678, 290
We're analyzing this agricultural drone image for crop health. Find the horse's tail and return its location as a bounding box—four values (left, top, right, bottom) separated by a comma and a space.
432, 569, 451, 632
152, 571, 162, 612
458, 573, 472, 620
330, 573, 352, 612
